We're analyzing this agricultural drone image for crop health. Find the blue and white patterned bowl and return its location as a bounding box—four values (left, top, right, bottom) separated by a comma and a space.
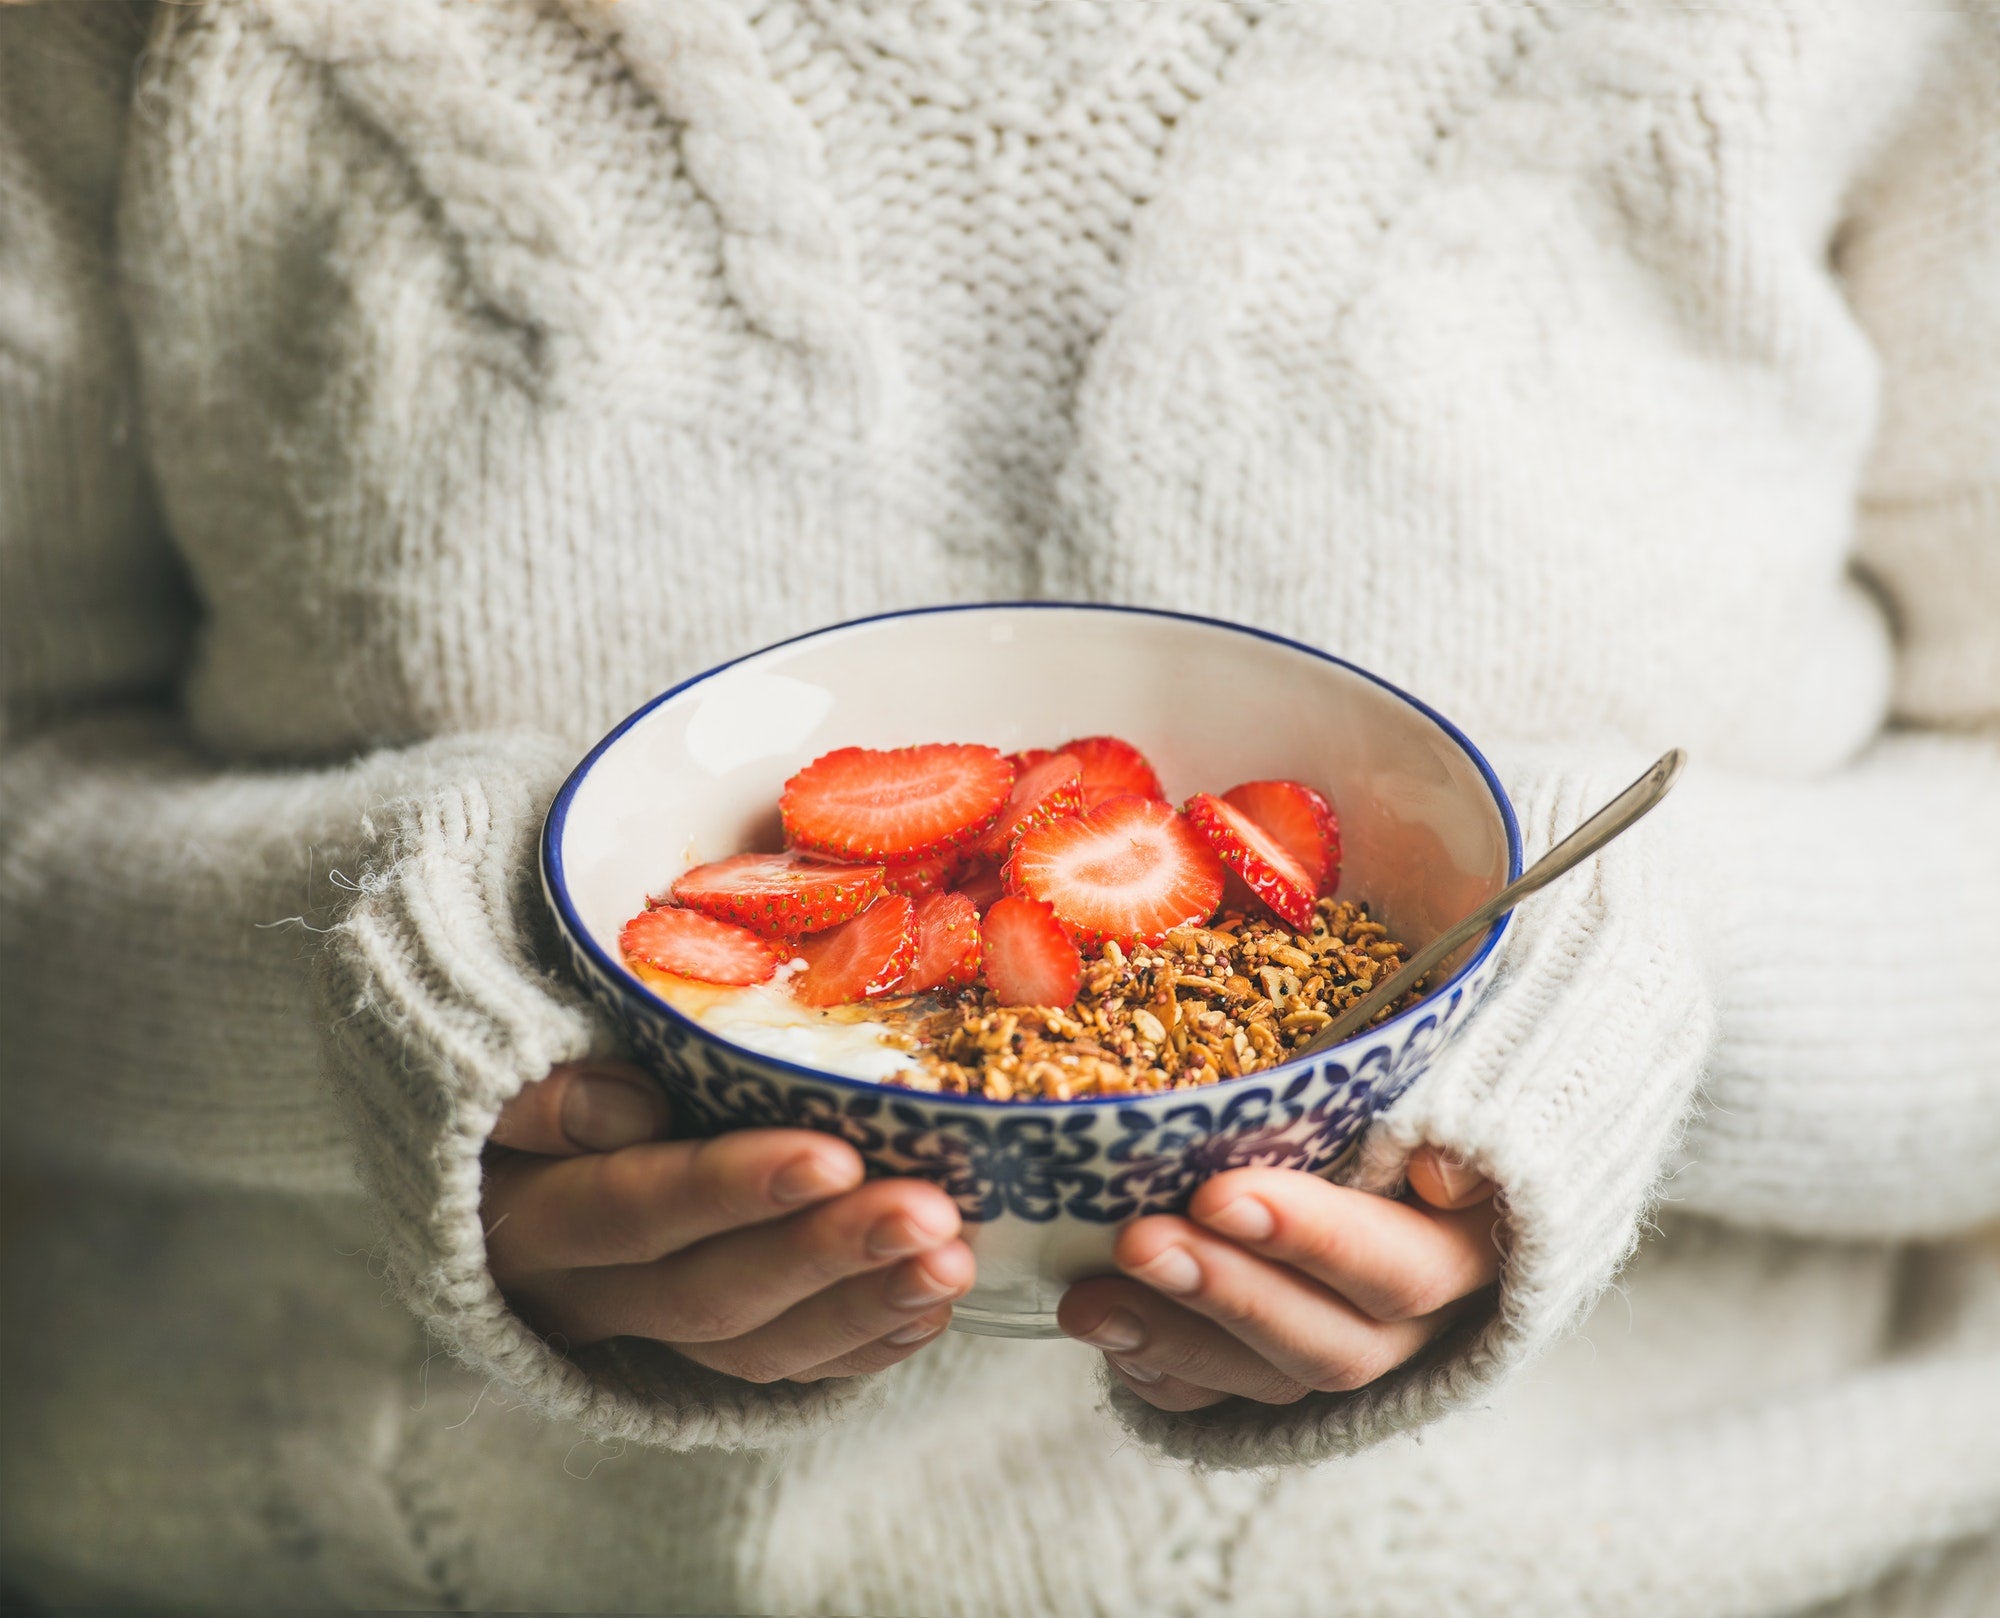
543, 604, 1520, 1337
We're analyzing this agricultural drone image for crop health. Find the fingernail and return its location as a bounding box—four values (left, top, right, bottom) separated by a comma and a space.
866, 1208, 954, 1260
883, 1318, 944, 1346
1432, 1154, 1484, 1205
1109, 1355, 1162, 1384
771, 1153, 857, 1206
1078, 1306, 1146, 1353
1128, 1245, 1201, 1296
561, 1071, 664, 1150
884, 1261, 957, 1311
1202, 1196, 1275, 1242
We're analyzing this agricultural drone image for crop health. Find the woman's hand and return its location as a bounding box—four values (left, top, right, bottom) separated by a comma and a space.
481, 1060, 974, 1384
1057, 1146, 1500, 1410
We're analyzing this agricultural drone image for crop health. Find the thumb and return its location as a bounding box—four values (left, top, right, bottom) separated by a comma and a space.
488, 1060, 670, 1156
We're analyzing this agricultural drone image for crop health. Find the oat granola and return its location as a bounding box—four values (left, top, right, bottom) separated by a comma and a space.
865, 897, 1417, 1102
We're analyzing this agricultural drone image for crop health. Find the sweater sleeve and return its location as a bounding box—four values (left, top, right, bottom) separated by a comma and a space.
0, 6, 876, 1451
1114, 20, 2000, 1469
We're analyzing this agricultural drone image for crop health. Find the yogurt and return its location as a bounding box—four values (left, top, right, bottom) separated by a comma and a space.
636, 961, 918, 1082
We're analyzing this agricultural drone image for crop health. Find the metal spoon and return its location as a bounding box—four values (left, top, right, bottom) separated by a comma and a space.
1295, 748, 1686, 1056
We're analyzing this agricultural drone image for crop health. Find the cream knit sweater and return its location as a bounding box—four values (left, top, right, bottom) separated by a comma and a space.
3, 2, 1998, 1612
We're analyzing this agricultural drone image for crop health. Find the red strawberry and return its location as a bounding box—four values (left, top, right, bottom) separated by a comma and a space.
952, 859, 1008, 914
1182, 793, 1317, 929
980, 895, 1084, 1008
1007, 748, 1058, 772
781, 744, 1015, 862
1005, 796, 1225, 948
792, 893, 917, 1007
900, 890, 982, 992
620, 906, 785, 986
882, 850, 963, 899
1059, 735, 1167, 809
975, 751, 1084, 859
671, 850, 884, 937
1221, 779, 1342, 894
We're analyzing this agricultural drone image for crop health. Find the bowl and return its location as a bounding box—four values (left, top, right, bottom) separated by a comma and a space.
542, 604, 1521, 1337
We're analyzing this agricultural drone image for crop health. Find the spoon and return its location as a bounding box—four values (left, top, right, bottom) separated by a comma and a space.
1294, 748, 1686, 1057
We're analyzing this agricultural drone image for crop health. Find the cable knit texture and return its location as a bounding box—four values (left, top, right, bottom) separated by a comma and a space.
313, 730, 886, 1446
3, 2, 1998, 1612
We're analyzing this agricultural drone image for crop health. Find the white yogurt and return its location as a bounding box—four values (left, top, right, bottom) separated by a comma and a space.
643, 962, 918, 1082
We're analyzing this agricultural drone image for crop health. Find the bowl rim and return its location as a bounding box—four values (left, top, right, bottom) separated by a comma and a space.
543, 601, 1524, 1111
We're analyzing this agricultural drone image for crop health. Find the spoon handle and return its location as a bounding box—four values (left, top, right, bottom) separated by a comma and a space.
1296, 749, 1686, 1056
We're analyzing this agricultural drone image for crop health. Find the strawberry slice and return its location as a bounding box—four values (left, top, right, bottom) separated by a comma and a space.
980, 895, 1084, 1008
671, 850, 884, 937
781, 744, 1015, 862
900, 890, 982, 992
620, 905, 785, 986
975, 751, 1084, 859
792, 893, 917, 1007
1007, 748, 1057, 772
1182, 793, 1318, 929
1059, 735, 1167, 809
951, 859, 1008, 914
1221, 779, 1342, 894
1005, 796, 1225, 948
882, 850, 963, 899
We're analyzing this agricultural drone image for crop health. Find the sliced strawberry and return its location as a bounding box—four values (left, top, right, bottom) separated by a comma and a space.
1007, 748, 1057, 772
882, 850, 963, 899
1005, 797, 1225, 948
975, 751, 1084, 859
791, 893, 917, 1007
1059, 735, 1167, 810
671, 850, 884, 937
781, 744, 1015, 862
620, 905, 785, 986
980, 895, 1084, 1008
900, 890, 982, 992
1182, 793, 1317, 929
1221, 779, 1342, 894
952, 859, 1008, 914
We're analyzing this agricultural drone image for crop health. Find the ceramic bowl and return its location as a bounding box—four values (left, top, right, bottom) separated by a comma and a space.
542, 604, 1520, 1338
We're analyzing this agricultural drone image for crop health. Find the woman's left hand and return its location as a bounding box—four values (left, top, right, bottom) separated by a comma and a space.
1057, 1145, 1501, 1410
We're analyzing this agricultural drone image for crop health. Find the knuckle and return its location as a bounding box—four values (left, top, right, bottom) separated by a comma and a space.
590, 1150, 676, 1257
1201, 1286, 1261, 1332
705, 1344, 792, 1386
1301, 1343, 1397, 1394
1372, 1276, 1450, 1324
655, 1289, 753, 1345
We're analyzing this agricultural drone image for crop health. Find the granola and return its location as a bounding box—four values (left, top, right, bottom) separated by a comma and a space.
866, 897, 1416, 1102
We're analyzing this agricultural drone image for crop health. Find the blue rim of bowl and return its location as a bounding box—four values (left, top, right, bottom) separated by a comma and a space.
543, 602, 1523, 1111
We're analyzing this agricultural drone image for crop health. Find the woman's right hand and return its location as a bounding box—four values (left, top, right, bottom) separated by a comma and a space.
481, 1060, 974, 1384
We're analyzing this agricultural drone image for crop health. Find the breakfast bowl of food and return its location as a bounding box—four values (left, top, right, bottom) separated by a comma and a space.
542, 603, 1521, 1337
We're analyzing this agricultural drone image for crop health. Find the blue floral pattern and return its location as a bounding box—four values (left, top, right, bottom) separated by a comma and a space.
556, 924, 1493, 1226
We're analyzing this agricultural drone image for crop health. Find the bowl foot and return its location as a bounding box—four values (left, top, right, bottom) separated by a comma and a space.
946, 1303, 1067, 1340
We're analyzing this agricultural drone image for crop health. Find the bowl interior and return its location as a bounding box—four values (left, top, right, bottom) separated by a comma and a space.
552, 606, 1517, 1052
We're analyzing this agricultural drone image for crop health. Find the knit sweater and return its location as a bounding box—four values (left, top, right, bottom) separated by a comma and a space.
2, 2, 1997, 1613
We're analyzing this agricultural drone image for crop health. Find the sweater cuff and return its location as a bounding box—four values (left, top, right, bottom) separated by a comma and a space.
1109, 753, 1714, 1469
312, 730, 882, 1449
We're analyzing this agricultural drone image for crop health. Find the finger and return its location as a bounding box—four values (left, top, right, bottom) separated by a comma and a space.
537, 1177, 964, 1346
785, 1307, 957, 1382
484, 1129, 863, 1277
489, 1061, 670, 1157
1406, 1145, 1495, 1211
679, 1241, 974, 1384
1059, 1275, 1318, 1404
1103, 1359, 1229, 1412
1185, 1168, 1503, 1322
1079, 1213, 1460, 1397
